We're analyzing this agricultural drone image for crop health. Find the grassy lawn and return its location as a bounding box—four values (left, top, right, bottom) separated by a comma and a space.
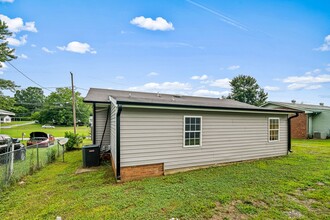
0, 139, 329, 219
0, 144, 64, 188
0, 123, 90, 138
0, 121, 34, 126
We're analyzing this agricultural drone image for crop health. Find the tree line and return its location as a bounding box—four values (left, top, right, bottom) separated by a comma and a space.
1, 83, 91, 125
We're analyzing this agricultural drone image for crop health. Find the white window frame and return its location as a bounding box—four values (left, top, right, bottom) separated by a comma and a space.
268, 117, 280, 142
183, 116, 202, 148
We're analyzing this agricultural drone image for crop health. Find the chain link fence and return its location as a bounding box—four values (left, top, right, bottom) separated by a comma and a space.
0, 141, 65, 190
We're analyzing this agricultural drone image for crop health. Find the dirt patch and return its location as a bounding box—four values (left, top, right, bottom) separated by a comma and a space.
209, 201, 249, 220
287, 194, 317, 210
316, 182, 325, 186
285, 209, 303, 218
75, 167, 98, 174
251, 200, 268, 209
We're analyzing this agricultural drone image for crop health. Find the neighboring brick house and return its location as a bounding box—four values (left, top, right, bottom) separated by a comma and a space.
263, 101, 330, 139
84, 88, 298, 182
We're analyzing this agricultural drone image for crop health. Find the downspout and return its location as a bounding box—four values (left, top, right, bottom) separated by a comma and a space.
116, 104, 123, 181
288, 112, 299, 153
93, 103, 96, 145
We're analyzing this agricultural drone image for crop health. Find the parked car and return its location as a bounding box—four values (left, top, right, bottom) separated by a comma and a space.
42, 125, 55, 129
0, 134, 26, 161
27, 132, 55, 147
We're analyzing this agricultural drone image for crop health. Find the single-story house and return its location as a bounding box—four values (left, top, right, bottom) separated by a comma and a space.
263, 101, 330, 139
0, 109, 15, 123
84, 88, 299, 182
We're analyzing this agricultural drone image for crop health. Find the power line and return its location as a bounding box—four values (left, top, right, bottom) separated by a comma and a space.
6, 61, 53, 92
18, 86, 71, 90
75, 86, 89, 91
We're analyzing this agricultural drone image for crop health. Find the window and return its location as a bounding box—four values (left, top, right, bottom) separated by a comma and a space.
269, 118, 280, 141
184, 116, 202, 147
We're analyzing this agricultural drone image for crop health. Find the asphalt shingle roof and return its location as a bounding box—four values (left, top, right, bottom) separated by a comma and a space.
0, 109, 15, 116
84, 88, 297, 113
266, 101, 330, 113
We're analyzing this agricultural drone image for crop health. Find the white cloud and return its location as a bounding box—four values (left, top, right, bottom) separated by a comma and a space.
6, 34, 27, 46
130, 16, 174, 31
326, 64, 330, 72
0, 62, 8, 69
19, 54, 28, 59
316, 35, 330, 51
209, 78, 231, 89
0, 62, 8, 74
147, 72, 159, 76
57, 41, 96, 54
191, 74, 208, 80
0, 0, 14, 2
287, 83, 307, 90
129, 81, 191, 93
305, 68, 321, 75
283, 74, 330, 84
306, 85, 322, 90
227, 65, 240, 70
31, 44, 36, 47
0, 14, 37, 33
42, 47, 56, 54
116, 76, 124, 80
284, 70, 329, 91
264, 86, 280, 91
193, 89, 229, 97
287, 83, 322, 90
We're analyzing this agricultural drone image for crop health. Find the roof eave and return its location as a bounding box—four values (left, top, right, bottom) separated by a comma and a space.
117, 100, 301, 114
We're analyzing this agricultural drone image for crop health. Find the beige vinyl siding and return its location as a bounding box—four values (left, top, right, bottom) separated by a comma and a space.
120, 108, 288, 170
110, 104, 117, 168
95, 106, 111, 151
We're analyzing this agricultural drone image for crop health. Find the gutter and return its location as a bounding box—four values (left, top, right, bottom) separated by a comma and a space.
84, 100, 298, 114
116, 101, 299, 114
287, 112, 299, 153
116, 104, 123, 181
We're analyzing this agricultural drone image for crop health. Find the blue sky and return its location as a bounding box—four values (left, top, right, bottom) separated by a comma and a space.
1, 0, 330, 104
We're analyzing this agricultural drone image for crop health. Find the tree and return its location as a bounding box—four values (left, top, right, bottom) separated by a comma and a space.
0, 20, 16, 65
227, 75, 268, 106
0, 79, 19, 111
37, 88, 91, 126
0, 95, 16, 111
0, 79, 18, 92
14, 87, 45, 114
0, 20, 18, 111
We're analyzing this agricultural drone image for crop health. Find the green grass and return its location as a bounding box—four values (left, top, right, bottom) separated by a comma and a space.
0, 139, 329, 219
0, 144, 64, 188
0, 123, 90, 138
0, 121, 34, 126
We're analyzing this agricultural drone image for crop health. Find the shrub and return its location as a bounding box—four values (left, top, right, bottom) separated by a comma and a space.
64, 131, 83, 151
31, 111, 40, 121
47, 147, 57, 163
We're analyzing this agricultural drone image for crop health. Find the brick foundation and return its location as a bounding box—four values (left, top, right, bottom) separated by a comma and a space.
291, 113, 307, 139
120, 163, 164, 182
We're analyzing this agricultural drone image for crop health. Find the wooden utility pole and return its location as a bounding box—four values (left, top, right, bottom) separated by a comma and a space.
70, 72, 77, 135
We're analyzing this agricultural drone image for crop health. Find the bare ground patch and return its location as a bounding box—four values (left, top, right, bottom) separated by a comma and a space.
209, 199, 267, 220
